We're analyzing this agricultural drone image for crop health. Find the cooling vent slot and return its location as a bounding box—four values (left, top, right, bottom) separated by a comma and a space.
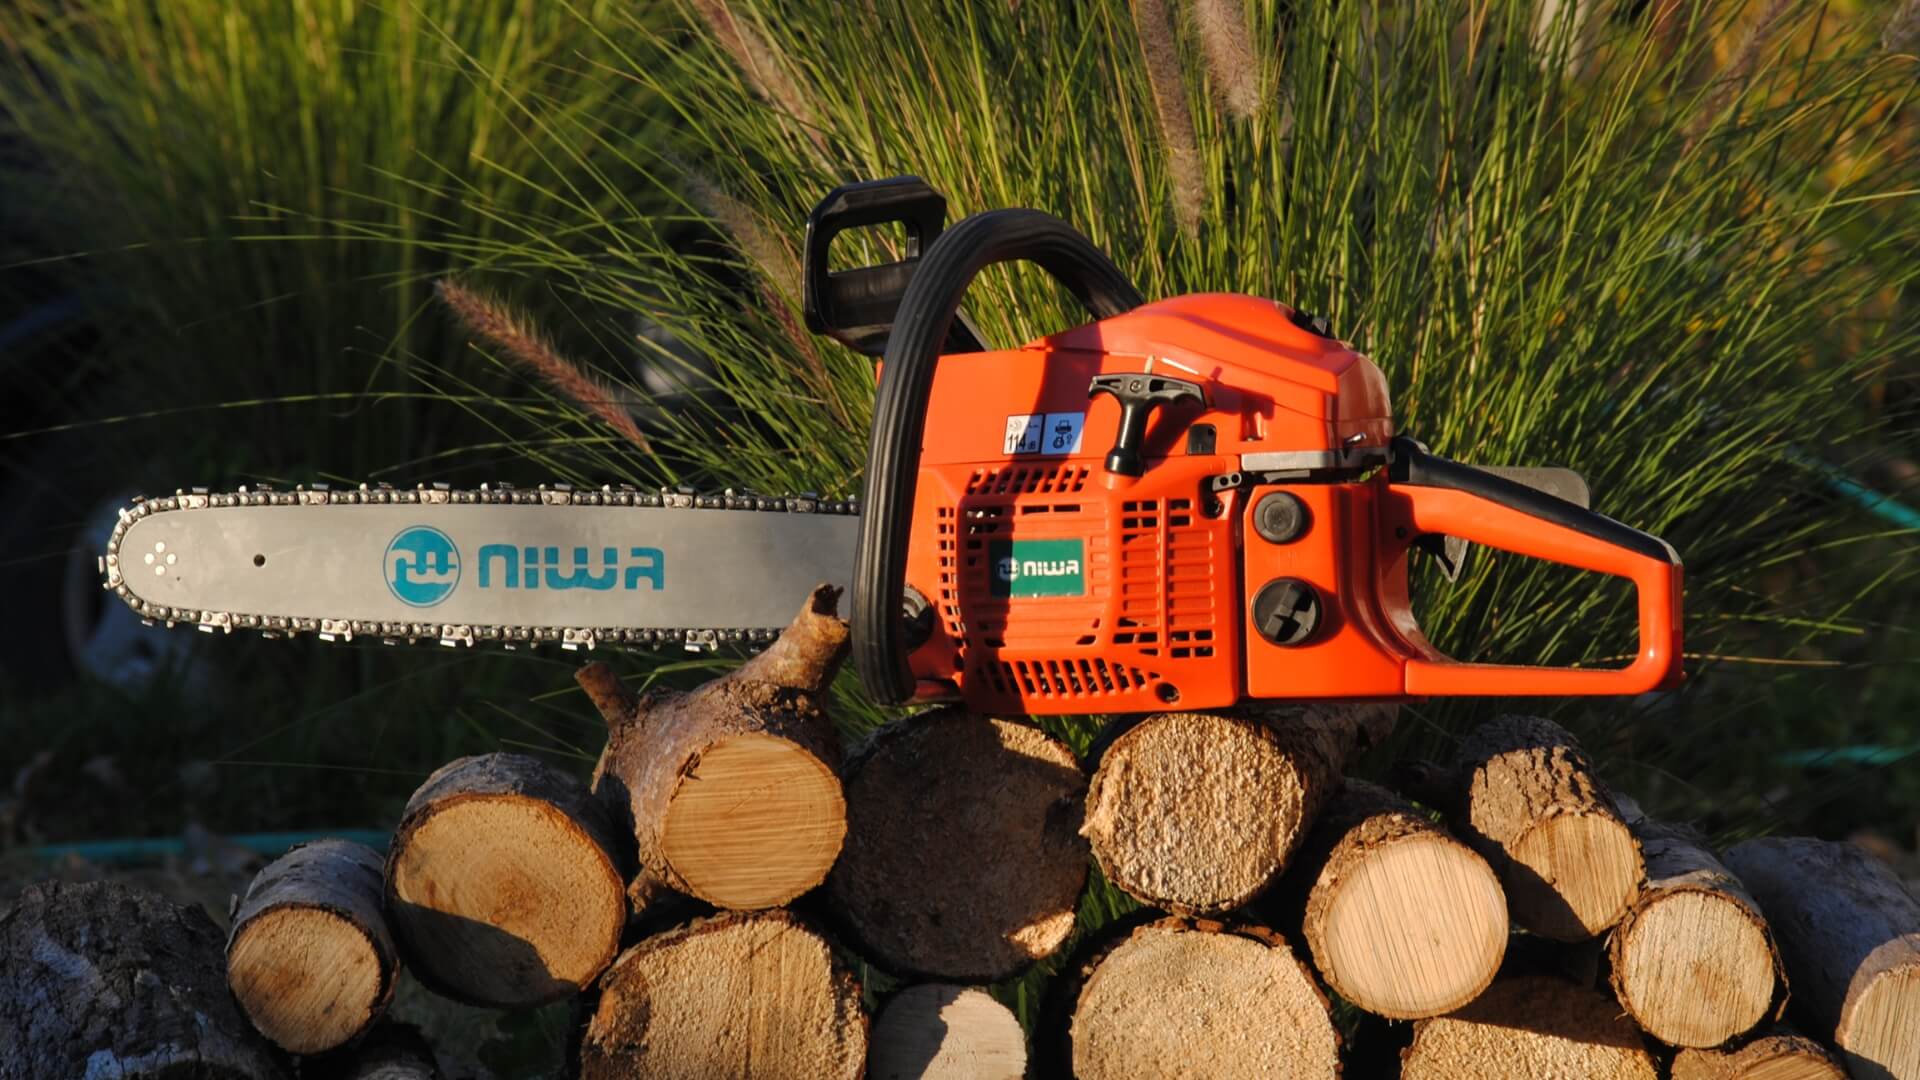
985, 657, 1160, 698
966, 464, 1089, 495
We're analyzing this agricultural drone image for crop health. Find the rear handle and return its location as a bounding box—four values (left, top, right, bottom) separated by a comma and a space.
1386, 438, 1684, 696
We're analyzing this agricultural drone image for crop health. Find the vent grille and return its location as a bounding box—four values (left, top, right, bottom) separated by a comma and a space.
985, 657, 1161, 698
966, 465, 1089, 495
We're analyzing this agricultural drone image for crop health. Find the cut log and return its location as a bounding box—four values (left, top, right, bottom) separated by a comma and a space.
227, 838, 398, 1054
1724, 837, 1920, 1080
588, 585, 849, 910
1285, 779, 1507, 1019
1401, 975, 1658, 1079
384, 751, 627, 1009
828, 709, 1087, 980
1081, 704, 1394, 913
578, 910, 866, 1079
1451, 714, 1644, 940
869, 984, 1027, 1080
0, 879, 287, 1080
306, 1022, 444, 1080
1671, 1027, 1849, 1080
1606, 820, 1780, 1048
1068, 918, 1339, 1080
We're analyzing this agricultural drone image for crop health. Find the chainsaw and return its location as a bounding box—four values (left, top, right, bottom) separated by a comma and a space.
99, 177, 1683, 715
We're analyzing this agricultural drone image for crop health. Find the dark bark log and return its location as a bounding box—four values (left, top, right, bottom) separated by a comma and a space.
385, 752, 628, 1009
227, 838, 398, 1054
1724, 837, 1920, 1080
0, 879, 287, 1080
590, 585, 849, 910
828, 709, 1087, 980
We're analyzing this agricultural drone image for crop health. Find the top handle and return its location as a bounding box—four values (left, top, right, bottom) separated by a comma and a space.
851, 207, 1145, 704
1385, 439, 1685, 695
802, 177, 985, 357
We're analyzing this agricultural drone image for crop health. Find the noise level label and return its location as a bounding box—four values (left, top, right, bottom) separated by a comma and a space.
1003, 412, 1085, 456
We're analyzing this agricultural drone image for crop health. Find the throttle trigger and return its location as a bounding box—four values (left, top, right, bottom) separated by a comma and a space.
1087, 373, 1206, 477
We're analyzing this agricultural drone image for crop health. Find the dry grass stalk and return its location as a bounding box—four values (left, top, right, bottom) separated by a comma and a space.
684, 166, 802, 299
1687, 0, 1797, 147
1131, 0, 1206, 236
1191, 0, 1262, 119
1886, 0, 1920, 56
434, 279, 652, 454
689, 0, 829, 158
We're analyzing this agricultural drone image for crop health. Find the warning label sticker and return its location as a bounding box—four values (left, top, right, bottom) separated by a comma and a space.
1004, 412, 1085, 456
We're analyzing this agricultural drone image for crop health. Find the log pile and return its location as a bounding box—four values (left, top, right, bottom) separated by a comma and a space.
6, 589, 1916, 1077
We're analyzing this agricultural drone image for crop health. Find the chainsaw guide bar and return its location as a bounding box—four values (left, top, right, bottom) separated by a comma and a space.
101, 484, 859, 652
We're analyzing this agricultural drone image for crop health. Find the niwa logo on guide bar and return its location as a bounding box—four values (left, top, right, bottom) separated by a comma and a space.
384, 526, 667, 608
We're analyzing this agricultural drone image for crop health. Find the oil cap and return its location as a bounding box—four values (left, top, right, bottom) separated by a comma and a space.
1253, 578, 1321, 646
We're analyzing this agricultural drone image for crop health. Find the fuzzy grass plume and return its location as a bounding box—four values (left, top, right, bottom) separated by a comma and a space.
434, 280, 651, 455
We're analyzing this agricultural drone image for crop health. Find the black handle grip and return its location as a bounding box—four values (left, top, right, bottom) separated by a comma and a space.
1387, 437, 1677, 564
802, 177, 984, 357
1087, 373, 1206, 477
853, 208, 1145, 704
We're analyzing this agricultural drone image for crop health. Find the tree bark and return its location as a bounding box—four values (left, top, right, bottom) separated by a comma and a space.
384, 751, 628, 1009
1081, 704, 1394, 913
1723, 837, 1920, 1080
1401, 975, 1658, 1079
1450, 715, 1644, 940
589, 584, 849, 910
578, 909, 866, 1079
227, 838, 399, 1054
0, 879, 287, 1080
1066, 918, 1339, 1080
869, 984, 1027, 1080
828, 709, 1087, 981
1671, 1026, 1849, 1080
1283, 779, 1507, 1019
304, 1022, 444, 1080
1606, 820, 1781, 1048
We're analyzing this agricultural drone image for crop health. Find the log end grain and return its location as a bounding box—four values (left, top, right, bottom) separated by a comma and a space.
1847, 963, 1920, 1080
227, 838, 396, 1055
1612, 889, 1776, 1048
579, 911, 866, 1080
1402, 976, 1658, 1080
1505, 811, 1643, 940
869, 984, 1026, 1080
385, 754, 627, 1009
1083, 710, 1357, 914
830, 711, 1087, 980
1313, 826, 1508, 1019
657, 731, 846, 909
1070, 920, 1338, 1080
228, 907, 387, 1054
1671, 1030, 1850, 1080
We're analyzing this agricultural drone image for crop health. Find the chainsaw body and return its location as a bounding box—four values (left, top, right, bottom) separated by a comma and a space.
813, 178, 1683, 713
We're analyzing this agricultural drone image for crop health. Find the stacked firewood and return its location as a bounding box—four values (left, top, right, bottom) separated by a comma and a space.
11, 587, 1917, 1078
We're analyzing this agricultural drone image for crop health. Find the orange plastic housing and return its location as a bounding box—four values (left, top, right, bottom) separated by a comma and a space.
898, 293, 1683, 714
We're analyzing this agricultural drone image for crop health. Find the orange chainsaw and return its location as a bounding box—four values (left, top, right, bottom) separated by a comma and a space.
101, 177, 1683, 714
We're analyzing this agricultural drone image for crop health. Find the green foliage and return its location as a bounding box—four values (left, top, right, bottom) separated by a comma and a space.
418, 0, 1918, 800
0, 0, 654, 482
